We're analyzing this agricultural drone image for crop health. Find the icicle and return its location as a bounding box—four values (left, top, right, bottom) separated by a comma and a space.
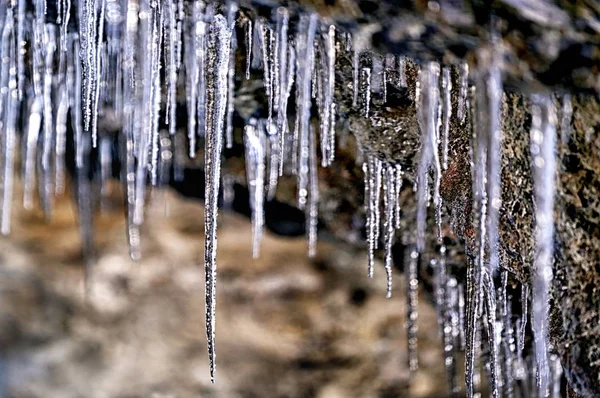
225, 2, 237, 149
502, 292, 516, 398
245, 18, 252, 79
441, 67, 451, 170
371, 54, 383, 97
307, 124, 319, 257
560, 94, 572, 144
457, 62, 469, 124
260, 20, 274, 124
23, 98, 43, 210
295, 14, 317, 210
81, 0, 99, 138
549, 354, 563, 398
519, 284, 529, 352
364, 154, 382, 278
16, 0, 26, 101
100, 137, 113, 206
41, 23, 57, 218
398, 55, 406, 87
445, 275, 460, 395
265, 120, 279, 200
473, 323, 483, 398
1, 9, 17, 234
394, 164, 403, 229
165, 0, 179, 136
244, 119, 265, 258
383, 54, 394, 103
530, 93, 557, 397
274, 8, 288, 174
465, 255, 481, 398
149, 1, 164, 186
87, 0, 106, 149
406, 248, 419, 373
481, 47, 504, 275
319, 24, 336, 167
55, 86, 69, 196
482, 271, 500, 398
458, 282, 466, 350
361, 67, 371, 118
204, 14, 232, 384
276, 11, 293, 176
415, 62, 441, 252
382, 163, 397, 297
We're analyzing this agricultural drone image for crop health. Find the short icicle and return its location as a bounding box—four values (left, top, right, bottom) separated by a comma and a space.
244, 119, 265, 258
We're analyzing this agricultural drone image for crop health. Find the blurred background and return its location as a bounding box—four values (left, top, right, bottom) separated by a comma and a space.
0, 182, 458, 398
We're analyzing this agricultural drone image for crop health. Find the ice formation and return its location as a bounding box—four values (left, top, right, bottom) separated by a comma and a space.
0, 0, 564, 394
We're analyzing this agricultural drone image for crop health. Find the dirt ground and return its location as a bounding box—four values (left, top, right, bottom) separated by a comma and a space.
0, 183, 452, 397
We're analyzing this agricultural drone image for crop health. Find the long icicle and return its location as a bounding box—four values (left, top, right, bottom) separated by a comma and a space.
530, 94, 557, 397
204, 14, 232, 384
415, 62, 440, 252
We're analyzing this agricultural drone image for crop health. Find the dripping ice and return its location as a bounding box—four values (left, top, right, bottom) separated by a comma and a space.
0, 1, 566, 395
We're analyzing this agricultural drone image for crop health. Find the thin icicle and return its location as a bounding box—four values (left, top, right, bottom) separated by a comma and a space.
317, 24, 336, 167
502, 291, 516, 398
23, 98, 43, 210
530, 93, 557, 397
382, 163, 397, 297
482, 271, 500, 398
1, 9, 17, 234
550, 354, 563, 398
165, 0, 179, 136
394, 164, 403, 229
415, 62, 441, 252
307, 125, 319, 257
225, 2, 237, 149
519, 284, 529, 352
100, 137, 113, 205
245, 18, 252, 79
148, 1, 164, 186
295, 14, 317, 210
445, 274, 460, 395
480, 46, 504, 275
41, 23, 57, 218
364, 154, 382, 278
90, 0, 107, 149
16, 0, 26, 101
441, 67, 452, 170
260, 20, 274, 124
398, 55, 407, 87
276, 10, 292, 175
244, 119, 265, 258
361, 67, 371, 118
465, 255, 481, 398
371, 54, 383, 97
55, 86, 69, 196
265, 120, 279, 200
406, 248, 419, 373
204, 14, 232, 384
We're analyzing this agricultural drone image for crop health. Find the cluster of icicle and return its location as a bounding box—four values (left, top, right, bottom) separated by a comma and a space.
0, 0, 570, 394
